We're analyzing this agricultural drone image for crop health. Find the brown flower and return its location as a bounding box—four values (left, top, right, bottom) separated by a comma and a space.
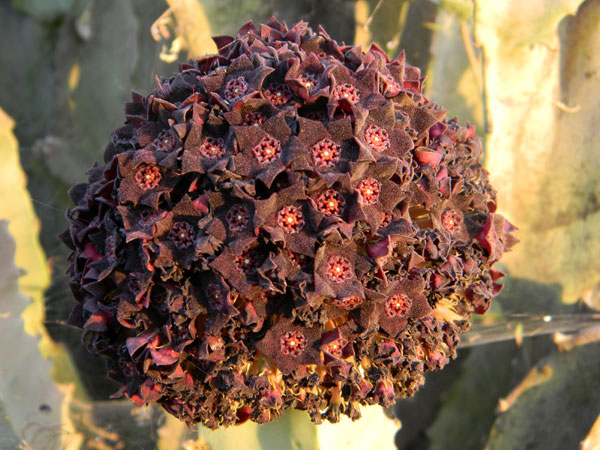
62, 18, 516, 430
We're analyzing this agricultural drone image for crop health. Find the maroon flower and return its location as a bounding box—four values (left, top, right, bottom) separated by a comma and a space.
430, 192, 481, 242
62, 19, 516, 431
253, 135, 282, 164
334, 83, 360, 106
198, 136, 226, 159
349, 160, 406, 231
315, 189, 346, 216
154, 129, 180, 153
254, 182, 316, 257
279, 330, 307, 356
326, 61, 378, 115
292, 116, 358, 186
207, 190, 257, 244
181, 119, 233, 177
169, 222, 195, 248
277, 206, 305, 233
134, 163, 161, 190
263, 82, 292, 106
116, 150, 177, 207
232, 112, 294, 187
223, 76, 249, 103
314, 242, 367, 299
208, 54, 274, 109
353, 100, 414, 162
358, 279, 431, 337
255, 319, 321, 374
312, 138, 341, 168
284, 52, 330, 102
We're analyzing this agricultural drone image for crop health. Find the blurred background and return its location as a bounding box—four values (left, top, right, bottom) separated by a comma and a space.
1, 0, 599, 448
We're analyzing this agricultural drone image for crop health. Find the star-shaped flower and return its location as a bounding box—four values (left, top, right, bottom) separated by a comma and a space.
232, 112, 294, 188
292, 116, 358, 187
348, 161, 406, 231
313, 242, 369, 300
203, 53, 274, 109
117, 149, 177, 208
353, 99, 414, 162
254, 182, 316, 256
284, 52, 330, 102
254, 319, 321, 374
357, 278, 431, 337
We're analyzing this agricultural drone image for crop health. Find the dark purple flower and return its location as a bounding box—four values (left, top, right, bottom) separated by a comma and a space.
62, 19, 517, 430
205, 53, 274, 109
349, 160, 406, 231
358, 278, 431, 337
232, 112, 294, 187
116, 150, 177, 207
255, 319, 321, 374
284, 52, 330, 102
254, 182, 316, 256
313, 242, 367, 299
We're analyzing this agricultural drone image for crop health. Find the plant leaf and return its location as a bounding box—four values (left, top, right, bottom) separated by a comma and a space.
196, 406, 399, 450
426, 336, 555, 450
11, 0, 81, 21
476, 0, 597, 304
486, 342, 600, 449
0, 220, 66, 448
425, 9, 483, 131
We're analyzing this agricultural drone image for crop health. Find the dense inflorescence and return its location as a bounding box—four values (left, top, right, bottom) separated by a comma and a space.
61, 18, 517, 429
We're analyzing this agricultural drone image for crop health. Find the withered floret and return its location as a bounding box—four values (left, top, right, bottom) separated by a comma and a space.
61, 17, 517, 430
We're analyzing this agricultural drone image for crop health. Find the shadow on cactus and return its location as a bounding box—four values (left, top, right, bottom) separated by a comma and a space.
61, 17, 517, 430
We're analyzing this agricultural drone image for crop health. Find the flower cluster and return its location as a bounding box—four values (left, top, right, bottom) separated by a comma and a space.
61, 18, 517, 429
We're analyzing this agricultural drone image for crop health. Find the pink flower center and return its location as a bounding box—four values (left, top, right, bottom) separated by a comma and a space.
235, 248, 261, 276
299, 73, 318, 90
253, 135, 282, 164
384, 294, 411, 318
279, 331, 307, 356
199, 136, 225, 159
312, 138, 341, 168
263, 83, 291, 106
357, 177, 381, 205
226, 204, 251, 232
243, 111, 266, 126
323, 338, 347, 357
277, 205, 305, 233
332, 296, 363, 310
441, 209, 462, 233
334, 83, 360, 105
223, 76, 248, 103
316, 189, 345, 215
169, 222, 194, 248
364, 124, 390, 152
326, 255, 353, 283
134, 164, 161, 190
155, 131, 177, 152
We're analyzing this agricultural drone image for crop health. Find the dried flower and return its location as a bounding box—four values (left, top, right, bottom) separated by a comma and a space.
61, 18, 517, 430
